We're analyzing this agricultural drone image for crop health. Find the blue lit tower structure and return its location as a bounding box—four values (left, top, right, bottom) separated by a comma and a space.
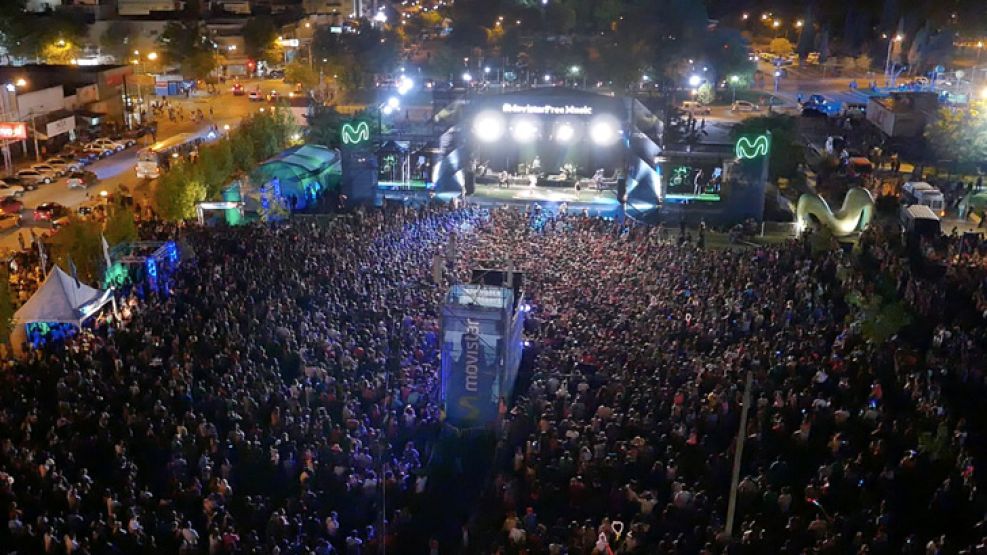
440, 270, 526, 429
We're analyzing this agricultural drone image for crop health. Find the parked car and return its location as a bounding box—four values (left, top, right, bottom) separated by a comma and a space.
731, 100, 759, 112
0, 179, 25, 197
45, 157, 82, 174
15, 169, 54, 185
232, 83, 245, 96
1, 176, 27, 194
268, 69, 285, 79
92, 138, 125, 152
681, 100, 711, 115
248, 90, 263, 102
58, 147, 97, 166
107, 133, 137, 148
83, 144, 114, 157
1, 196, 23, 214
0, 212, 20, 231
33, 202, 69, 222
66, 170, 98, 190
31, 163, 64, 178
77, 199, 105, 218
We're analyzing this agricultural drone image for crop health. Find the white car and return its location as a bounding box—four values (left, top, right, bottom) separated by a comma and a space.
66, 170, 97, 190
32, 163, 64, 178
92, 138, 125, 152
0, 182, 24, 198
45, 157, 82, 174
84, 143, 114, 157
15, 169, 54, 185
731, 100, 759, 112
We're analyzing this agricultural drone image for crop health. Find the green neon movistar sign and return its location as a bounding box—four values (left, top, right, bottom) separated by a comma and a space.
341, 121, 371, 145
735, 135, 769, 160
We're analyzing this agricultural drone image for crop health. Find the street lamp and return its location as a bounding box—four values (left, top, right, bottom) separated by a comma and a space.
147, 52, 158, 61
688, 74, 702, 87
885, 34, 903, 82
729, 75, 739, 102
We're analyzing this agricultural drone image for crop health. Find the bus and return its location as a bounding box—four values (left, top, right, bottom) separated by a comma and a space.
136, 133, 204, 179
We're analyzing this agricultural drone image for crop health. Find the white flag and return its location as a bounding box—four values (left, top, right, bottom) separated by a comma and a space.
101, 234, 112, 270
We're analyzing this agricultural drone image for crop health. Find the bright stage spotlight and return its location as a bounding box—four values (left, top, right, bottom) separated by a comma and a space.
589, 116, 620, 146
555, 122, 575, 143
511, 118, 539, 143
472, 111, 505, 143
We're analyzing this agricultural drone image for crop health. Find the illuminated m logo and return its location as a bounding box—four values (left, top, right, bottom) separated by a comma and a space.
341, 121, 370, 145
735, 135, 769, 159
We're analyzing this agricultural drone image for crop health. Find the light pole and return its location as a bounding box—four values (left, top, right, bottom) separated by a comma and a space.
884, 34, 903, 84
729, 75, 739, 102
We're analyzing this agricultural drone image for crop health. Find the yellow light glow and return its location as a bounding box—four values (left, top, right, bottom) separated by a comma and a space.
147, 52, 158, 60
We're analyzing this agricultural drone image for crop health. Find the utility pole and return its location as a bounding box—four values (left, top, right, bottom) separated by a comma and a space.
725, 371, 754, 538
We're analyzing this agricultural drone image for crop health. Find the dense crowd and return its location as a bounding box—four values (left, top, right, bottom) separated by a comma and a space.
459, 210, 987, 554
0, 203, 985, 555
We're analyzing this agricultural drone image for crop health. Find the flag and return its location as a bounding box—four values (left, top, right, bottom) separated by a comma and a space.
36, 237, 47, 277
101, 234, 112, 270
68, 255, 80, 288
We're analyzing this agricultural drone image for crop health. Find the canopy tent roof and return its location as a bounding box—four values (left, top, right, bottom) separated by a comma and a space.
253, 144, 343, 210
13, 266, 113, 326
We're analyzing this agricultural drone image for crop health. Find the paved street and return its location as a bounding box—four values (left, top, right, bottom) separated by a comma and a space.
0, 78, 295, 252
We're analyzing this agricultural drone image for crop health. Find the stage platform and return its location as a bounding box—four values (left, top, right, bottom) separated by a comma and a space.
378, 181, 722, 212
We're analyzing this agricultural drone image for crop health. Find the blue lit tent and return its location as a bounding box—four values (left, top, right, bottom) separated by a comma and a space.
12, 266, 115, 348
253, 144, 342, 210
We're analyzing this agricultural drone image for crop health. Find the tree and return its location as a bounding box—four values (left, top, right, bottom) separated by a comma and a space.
696, 82, 714, 105
731, 114, 804, 181
103, 202, 138, 246
198, 140, 234, 199
99, 20, 138, 62
284, 61, 319, 90
769, 38, 795, 57
925, 106, 987, 165
0, 264, 14, 350
50, 217, 103, 285
159, 21, 216, 72
306, 106, 346, 147
181, 50, 218, 81
242, 17, 279, 64
153, 163, 208, 221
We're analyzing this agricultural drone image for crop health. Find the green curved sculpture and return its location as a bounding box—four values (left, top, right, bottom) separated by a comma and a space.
796, 187, 875, 237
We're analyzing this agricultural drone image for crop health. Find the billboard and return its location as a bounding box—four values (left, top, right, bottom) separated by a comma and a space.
0, 122, 27, 140
442, 306, 503, 426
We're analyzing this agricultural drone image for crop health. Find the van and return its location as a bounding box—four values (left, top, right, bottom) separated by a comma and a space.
902, 181, 946, 216
900, 204, 940, 235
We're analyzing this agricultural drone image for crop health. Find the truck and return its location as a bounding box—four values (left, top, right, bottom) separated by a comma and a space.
901, 181, 946, 216
900, 204, 941, 235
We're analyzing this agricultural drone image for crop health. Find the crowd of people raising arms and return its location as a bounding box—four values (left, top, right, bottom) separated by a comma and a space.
0, 201, 985, 554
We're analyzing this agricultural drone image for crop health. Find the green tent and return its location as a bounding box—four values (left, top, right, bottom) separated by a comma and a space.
253, 144, 342, 210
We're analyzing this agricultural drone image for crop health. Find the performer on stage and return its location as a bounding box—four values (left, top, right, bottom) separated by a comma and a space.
498, 170, 510, 189
693, 169, 705, 195
531, 156, 542, 174
528, 173, 538, 188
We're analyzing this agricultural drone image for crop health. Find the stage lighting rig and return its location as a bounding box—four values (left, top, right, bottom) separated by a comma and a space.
554, 122, 575, 143
472, 111, 506, 143
589, 116, 620, 146
511, 118, 539, 143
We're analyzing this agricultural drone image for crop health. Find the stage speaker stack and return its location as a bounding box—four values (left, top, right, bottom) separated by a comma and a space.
341, 150, 379, 205
464, 169, 476, 195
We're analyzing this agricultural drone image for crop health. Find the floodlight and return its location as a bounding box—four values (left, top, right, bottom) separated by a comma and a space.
472, 111, 505, 143
397, 76, 414, 95
688, 75, 702, 87
511, 118, 539, 143
555, 122, 575, 143
462, 72, 473, 82
589, 116, 620, 146
386, 96, 400, 109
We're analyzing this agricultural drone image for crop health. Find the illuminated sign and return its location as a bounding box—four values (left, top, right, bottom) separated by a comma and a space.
0, 122, 27, 140
341, 121, 370, 145
501, 103, 593, 116
735, 135, 769, 159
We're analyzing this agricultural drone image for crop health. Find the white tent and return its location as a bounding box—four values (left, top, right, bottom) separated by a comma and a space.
13, 266, 114, 327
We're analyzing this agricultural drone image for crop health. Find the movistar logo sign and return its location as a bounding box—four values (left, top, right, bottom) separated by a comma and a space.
735, 135, 769, 159
341, 121, 370, 145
